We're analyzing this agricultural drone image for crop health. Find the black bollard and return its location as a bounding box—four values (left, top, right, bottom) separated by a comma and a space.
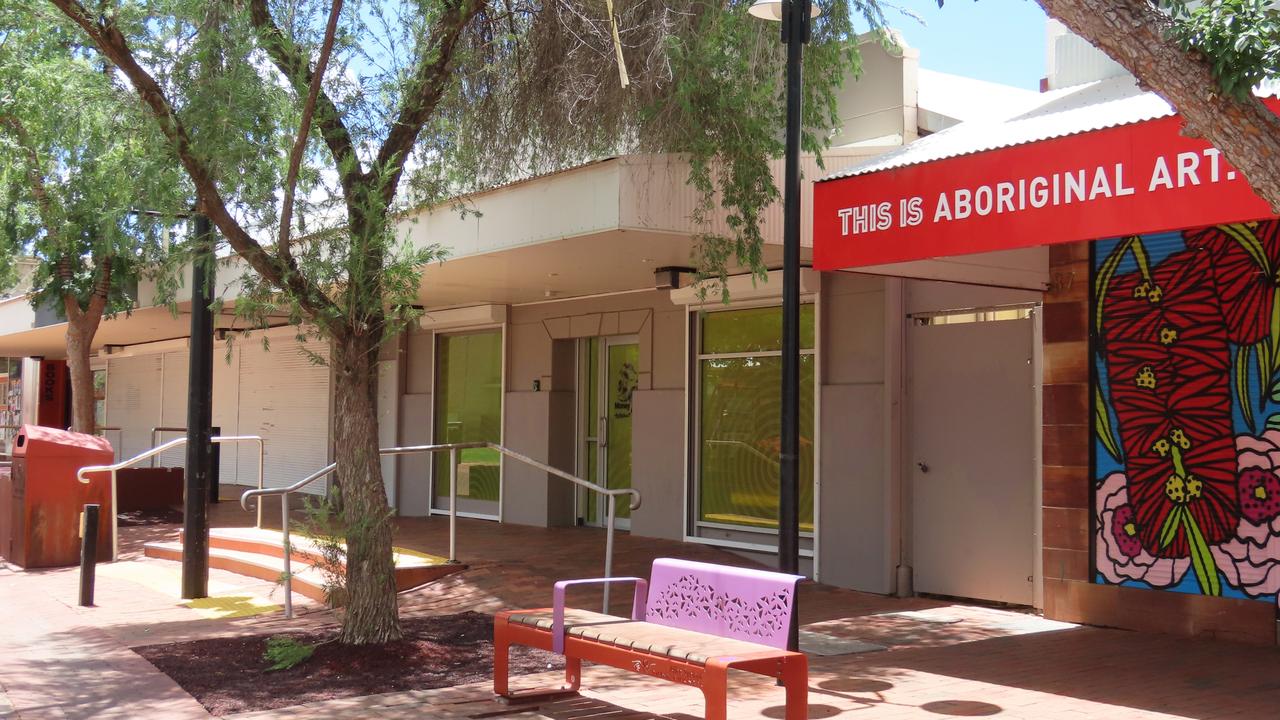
79, 503, 99, 607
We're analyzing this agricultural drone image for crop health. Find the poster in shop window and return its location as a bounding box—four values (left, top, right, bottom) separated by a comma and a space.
1092, 219, 1280, 604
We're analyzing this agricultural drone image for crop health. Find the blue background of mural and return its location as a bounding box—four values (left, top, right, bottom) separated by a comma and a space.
1091, 231, 1275, 602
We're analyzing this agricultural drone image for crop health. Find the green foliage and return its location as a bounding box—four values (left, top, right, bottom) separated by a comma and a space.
0, 2, 188, 316
412, 0, 886, 299
263, 635, 316, 671
1161, 0, 1280, 101
37, 0, 886, 642
297, 492, 350, 606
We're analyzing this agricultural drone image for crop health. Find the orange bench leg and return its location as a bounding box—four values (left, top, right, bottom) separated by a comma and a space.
565, 655, 582, 692
493, 616, 512, 697
781, 655, 809, 719
703, 660, 729, 720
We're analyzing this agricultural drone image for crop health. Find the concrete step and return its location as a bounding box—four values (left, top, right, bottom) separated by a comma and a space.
143, 541, 332, 602
144, 528, 464, 601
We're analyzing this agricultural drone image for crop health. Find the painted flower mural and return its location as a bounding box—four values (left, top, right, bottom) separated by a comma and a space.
1188, 222, 1280, 345
1209, 432, 1280, 604
1095, 472, 1190, 587
1093, 221, 1280, 606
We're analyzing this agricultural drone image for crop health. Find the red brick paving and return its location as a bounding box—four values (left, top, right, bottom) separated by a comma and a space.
1, 497, 1278, 719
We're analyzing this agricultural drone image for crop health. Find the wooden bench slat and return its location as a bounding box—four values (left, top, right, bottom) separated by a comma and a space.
508, 609, 781, 665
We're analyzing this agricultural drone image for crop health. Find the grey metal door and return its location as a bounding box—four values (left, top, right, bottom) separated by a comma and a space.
908, 315, 1036, 605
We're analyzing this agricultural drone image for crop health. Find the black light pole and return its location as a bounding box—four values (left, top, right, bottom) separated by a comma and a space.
750, 0, 813, 653
182, 213, 215, 600
749, 0, 813, 579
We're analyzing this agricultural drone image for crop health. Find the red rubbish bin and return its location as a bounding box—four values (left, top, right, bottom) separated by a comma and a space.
0, 425, 114, 568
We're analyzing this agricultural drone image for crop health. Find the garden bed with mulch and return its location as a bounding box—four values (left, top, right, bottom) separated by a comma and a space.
134, 611, 563, 715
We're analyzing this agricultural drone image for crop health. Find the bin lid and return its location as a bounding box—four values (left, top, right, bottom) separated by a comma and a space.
14, 424, 113, 457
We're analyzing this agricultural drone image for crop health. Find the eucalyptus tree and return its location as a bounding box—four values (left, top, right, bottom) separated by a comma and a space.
40, 0, 884, 643
0, 13, 185, 434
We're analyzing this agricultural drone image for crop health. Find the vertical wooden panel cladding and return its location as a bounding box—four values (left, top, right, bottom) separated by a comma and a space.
106, 354, 163, 460
237, 337, 332, 494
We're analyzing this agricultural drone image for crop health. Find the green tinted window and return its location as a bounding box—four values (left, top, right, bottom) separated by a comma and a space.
699, 354, 814, 531
434, 330, 502, 502
697, 304, 815, 532
700, 305, 815, 354
605, 343, 638, 520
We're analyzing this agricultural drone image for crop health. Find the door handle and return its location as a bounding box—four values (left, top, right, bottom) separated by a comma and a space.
917, 462, 930, 473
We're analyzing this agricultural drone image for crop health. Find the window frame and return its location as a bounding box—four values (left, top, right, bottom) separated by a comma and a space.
685, 297, 821, 556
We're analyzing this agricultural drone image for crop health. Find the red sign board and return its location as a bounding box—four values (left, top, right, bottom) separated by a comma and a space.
813, 100, 1280, 270
37, 359, 67, 429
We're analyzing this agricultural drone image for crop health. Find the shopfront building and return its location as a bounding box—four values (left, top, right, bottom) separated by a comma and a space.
815, 72, 1280, 643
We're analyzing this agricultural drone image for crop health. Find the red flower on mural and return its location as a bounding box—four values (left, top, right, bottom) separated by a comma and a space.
1102, 249, 1230, 384
1126, 433, 1239, 557
1188, 221, 1280, 345
1109, 370, 1234, 467
1239, 468, 1280, 526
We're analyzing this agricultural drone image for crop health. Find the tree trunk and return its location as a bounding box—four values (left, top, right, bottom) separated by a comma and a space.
63, 285, 105, 436
1038, 0, 1280, 214
331, 329, 400, 644
65, 314, 97, 435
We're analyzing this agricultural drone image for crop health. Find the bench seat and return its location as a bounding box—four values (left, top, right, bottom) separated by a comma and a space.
507, 608, 789, 664
494, 558, 809, 720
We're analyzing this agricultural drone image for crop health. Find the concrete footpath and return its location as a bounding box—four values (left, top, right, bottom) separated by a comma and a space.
4, 514, 1280, 719
0, 526, 322, 720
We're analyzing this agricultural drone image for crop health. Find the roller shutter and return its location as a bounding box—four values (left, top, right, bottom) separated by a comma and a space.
237, 335, 331, 494
105, 354, 163, 461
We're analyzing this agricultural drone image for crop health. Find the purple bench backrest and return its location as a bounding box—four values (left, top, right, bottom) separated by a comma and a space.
643, 558, 803, 650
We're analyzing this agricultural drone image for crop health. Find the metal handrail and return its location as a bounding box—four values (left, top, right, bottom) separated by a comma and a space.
149, 427, 187, 468
76, 434, 266, 561
240, 441, 641, 619
151, 427, 267, 526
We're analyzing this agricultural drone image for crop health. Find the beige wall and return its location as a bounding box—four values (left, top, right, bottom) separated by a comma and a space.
396, 327, 434, 516
817, 272, 893, 592
501, 289, 688, 532
827, 35, 919, 148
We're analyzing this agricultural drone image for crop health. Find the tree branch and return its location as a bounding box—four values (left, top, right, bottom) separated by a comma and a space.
0, 115, 61, 243
374, 0, 483, 205
1038, 0, 1280, 214
86, 254, 111, 320
47, 0, 340, 333
248, 0, 364, 198
279, 0, 344, 260
52, 253, 82, 322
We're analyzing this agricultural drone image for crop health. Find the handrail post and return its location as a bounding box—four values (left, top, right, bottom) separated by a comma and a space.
110, 468, 119, 561
282, 492, 293, 619
449, 447, 458, 563
603, 493, 616, 614
256, 438, 265, 529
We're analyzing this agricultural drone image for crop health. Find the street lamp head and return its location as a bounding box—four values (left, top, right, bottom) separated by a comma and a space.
747, 0, 821, 22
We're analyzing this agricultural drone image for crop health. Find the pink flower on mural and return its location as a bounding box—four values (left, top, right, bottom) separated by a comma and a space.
1096, 472, 1190, 587
1210, 432, 1280, 602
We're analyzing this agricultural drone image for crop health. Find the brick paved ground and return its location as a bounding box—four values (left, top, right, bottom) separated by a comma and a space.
1, 495, 1278, 719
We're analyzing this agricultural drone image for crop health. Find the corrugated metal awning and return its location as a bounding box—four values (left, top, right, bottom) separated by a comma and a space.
822, 77, 1173, 182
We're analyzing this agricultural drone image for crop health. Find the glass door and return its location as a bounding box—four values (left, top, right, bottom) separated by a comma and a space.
432, 328, 503, 519
578, 336, 638, 529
